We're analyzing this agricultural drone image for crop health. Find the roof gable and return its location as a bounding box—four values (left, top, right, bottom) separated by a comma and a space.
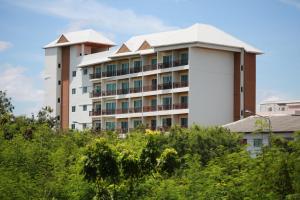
116, 44, 131, 53
138, 40, 151, 51
57, 35, 69, 43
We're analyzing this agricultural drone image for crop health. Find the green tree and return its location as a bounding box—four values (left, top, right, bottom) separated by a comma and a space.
0, 90, 14, 115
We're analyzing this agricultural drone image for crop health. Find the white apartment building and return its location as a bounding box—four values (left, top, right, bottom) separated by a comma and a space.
259, 100, 300, 116
43, 24, 262, 131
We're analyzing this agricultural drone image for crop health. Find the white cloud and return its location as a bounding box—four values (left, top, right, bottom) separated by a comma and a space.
280, 0, 300, 9
10, 0, 177, 35
0, 64, 44, 105
0, 41, 12, 52
257, 89, 290, 104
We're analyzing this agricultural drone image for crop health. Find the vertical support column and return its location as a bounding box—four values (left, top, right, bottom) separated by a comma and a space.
234, 52, 241, 121
244, 52, 256, 116
61, 46, 70, 130
156, 51, 159, 130
240, 50, 245, 119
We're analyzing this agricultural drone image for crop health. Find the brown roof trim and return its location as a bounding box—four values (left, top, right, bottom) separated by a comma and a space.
116, 44, 131, 53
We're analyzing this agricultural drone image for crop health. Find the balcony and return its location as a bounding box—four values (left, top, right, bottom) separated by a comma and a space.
129, 107, 143, 113
143, 85, 157, 92
158, 83, 172, 90
102, 71, 117, 78
102, 109, 116, 115
158, 62, 172, 69
103, 90, 117, 96
143, 106, 157, 112
173, 59, 188, 67
90, 91, 102, 98
173, 81, 188, 88
143, 64, 157, 72
130, 87, 142, 93
89, 110, 101, 116
117, 69, 130, 76
90, 73, 102, 79
116, 108, 129, 114
130, 66, 142, 73
158, 104, 173, 111
117, 89, 130, 95
173, 103, 188, 109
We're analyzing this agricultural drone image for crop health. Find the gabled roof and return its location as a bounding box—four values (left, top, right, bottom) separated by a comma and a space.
116, 44, 131, 53
223, 115, 300, 133
121, 23, 262, 54
44, 29, 116, 48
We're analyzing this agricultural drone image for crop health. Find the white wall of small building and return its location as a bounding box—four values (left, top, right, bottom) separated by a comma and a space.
188, 47, 234, 126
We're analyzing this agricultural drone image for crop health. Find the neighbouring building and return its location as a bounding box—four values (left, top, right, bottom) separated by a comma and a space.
43, 23, 262, 131
223, 114, 300, 156
259, 100, 300, 116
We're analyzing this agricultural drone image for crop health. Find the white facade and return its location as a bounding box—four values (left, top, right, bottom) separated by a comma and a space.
44, 24, 261, 131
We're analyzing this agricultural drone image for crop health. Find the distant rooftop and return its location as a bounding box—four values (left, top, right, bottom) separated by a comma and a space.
44, 29, 115, 48
260, 100, 300, 105
223, 115, 300, 133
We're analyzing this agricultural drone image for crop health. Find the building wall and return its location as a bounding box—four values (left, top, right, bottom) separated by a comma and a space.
188, 47, 234, 126
244, 53, 256, 116
44, 47, 61, 117
68, 45, 93, 129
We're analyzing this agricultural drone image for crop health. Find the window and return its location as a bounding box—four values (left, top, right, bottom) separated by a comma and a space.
95, 104, 101, 112
95, 67, 101, 75
106, 102, 116, 111
163, 75, 172, 84
180, 74, 188, 83
180, 118, 188, 127
82, 86, 88, 94
181, 96, 188, 104
72, 71, 76, 77
72, 88, 76, 94
133, 120, 142, 128
83, 105, 87, 111
106, 64, 116, 76
58, 64, 61, 68
163, 55, 172, 64
106, 83, 116, 92
106, 121, 115, 131
72, 106, 76, 112
180, 53, 188, 65
122, 101, 129, 110
58, 80, 61, 85
134, 99, 142, 109
253, 139, 263, 147
57, 98, 60, 103
121, 121, 128, 130
163, 97, 172, 105
121, 63, 129, 74
121, 82, 129, 93
162, 118, 172, 127
56, 115, 60, 121
82, 123, 87, 129
71, 124, 75, 129
151, 58, 157, 66
151, 99, 157, 107
83, 68, 88, 75
134, 80, 142, 89
268, 107, 272, 112
133, 60, 141, 68
95, 85, 101, 93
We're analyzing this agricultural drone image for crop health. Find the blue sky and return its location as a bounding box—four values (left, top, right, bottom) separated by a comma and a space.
0, 0, 299, 115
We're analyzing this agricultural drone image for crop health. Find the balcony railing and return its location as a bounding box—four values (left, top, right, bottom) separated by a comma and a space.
173, 103, 188, 109
102, 109, 116, 115
158, 104, 173, 111
143, 64, 157, 72
117, 89, 130, 95
129, 107, 143, 113
90, 91, 102, 98
158, 83, 172, 90
173, 81, 188, 88
130, 66, 142, 73
89, 110, 101, 116
143, 85, 157, 92
90, 73, 102, 79
90, 58, 189, 80
116, 108, 129, 114
143, 106, 157, 112
130, 87, 142, 93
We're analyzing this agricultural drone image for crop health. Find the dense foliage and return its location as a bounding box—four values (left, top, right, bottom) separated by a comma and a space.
0, 91, 300, 199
